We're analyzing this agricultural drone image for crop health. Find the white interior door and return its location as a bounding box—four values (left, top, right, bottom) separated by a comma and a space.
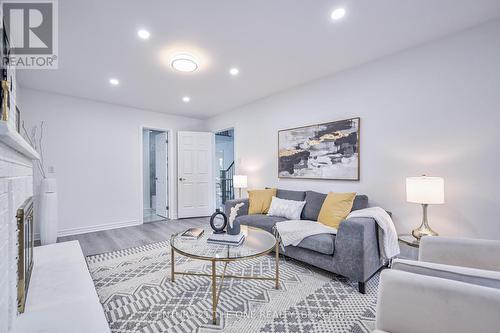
155, 132, 168, 218
178, 131, 214, 218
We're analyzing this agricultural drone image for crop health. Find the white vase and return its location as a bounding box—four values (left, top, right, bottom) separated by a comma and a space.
39, 178, 58, 245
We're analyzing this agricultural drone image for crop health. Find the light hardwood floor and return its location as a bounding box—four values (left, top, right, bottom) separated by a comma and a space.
57, 217, 209, 256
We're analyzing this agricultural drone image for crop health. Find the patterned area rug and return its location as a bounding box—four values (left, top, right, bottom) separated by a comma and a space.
87, 240, 378, 333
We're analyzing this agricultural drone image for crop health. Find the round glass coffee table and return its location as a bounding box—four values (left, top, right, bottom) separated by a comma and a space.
170, 225, 279, 324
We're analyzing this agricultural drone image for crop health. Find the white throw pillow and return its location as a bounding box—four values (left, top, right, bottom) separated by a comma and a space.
267, 196, 306, 220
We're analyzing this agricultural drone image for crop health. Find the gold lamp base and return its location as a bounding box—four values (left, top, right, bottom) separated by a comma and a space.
412, 204, 439, 240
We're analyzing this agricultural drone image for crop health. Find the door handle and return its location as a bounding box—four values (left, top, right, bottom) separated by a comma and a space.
179, 177, 185, 181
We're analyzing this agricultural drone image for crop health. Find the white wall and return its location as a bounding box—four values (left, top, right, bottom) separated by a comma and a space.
19, 89, 204, 236
207, 20, 500, 240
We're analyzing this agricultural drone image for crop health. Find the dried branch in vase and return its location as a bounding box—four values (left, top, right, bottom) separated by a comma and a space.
22, 121, 47, 179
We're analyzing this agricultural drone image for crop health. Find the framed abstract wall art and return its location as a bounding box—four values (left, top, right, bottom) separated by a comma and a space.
278, 117, 360, 180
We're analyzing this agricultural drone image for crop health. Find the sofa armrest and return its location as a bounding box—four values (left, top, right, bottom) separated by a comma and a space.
376, 270, 500, 333
392, 258, 500, 289
224, 198, 249, 218
333, 217, 381, 283
419, 236, 500, 271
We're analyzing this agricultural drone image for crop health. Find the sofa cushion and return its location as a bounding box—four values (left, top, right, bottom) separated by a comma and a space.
318, 192, 356, 228
235, 214, 287, 233
352, 195, 369, 211
267, 196, 306, 220
296, 233, 336, 255
248, 188, 277, 214
302, 191, 369, 220
302, 191, 327, 221
277, 189, 306, 202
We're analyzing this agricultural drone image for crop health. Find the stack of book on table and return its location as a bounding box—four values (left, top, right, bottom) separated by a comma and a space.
207, 233, 245, 246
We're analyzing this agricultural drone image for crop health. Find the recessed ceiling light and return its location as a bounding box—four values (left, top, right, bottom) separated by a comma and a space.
137, 29, 151, 40
171, 54, 199, 72
229, 68, 239, 76
109, 78, 119, 86
331, 8, 346, 20
182, 96, 191, 103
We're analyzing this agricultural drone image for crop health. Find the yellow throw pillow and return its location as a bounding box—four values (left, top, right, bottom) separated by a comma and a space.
318, 192, 356, 228
248, 188, 277, 215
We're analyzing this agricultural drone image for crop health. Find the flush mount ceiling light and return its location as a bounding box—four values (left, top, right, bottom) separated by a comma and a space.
182, 96, 191, 103
171, 53, 199, 73
109, 78, 119, 86
137, 29, 151, 40
229, 67, 239, 76
331, 8, 346, 20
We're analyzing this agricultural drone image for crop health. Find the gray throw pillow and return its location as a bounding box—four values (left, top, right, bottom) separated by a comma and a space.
352, 195, 369, 211
302, 191, 327, 221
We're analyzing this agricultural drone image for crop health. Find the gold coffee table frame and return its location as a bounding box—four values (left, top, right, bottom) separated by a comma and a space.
170, 227, 279, 325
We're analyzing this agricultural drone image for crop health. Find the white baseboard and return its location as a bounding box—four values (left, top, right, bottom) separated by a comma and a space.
34, 220, 142, 240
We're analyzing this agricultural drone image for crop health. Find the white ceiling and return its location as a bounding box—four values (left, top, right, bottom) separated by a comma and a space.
18, 0, 500, 119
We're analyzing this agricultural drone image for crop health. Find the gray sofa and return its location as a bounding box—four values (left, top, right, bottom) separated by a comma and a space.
225, 189, 383, 293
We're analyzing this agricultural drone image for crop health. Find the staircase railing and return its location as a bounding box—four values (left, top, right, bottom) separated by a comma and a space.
220, 161, 235, 205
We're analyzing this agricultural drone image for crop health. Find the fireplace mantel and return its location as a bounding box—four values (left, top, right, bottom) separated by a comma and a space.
0, 121, 40, 160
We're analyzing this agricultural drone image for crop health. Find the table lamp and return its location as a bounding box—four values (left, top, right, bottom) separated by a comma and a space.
406, 175, 444, 240
233, 175, 248, 199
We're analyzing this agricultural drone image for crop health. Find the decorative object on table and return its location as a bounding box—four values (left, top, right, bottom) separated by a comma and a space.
227, 201, 245, 235
209, 209, 227, 234
406, 175, 444, 240
180, 227, 204, 240
22, 121, 59, 245
15, 106, 20, 132
278, 117, 360, 180
207, 232, 245, 246
233, 174, 247, 198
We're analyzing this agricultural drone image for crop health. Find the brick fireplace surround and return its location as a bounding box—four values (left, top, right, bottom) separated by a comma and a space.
0, 133, 37, 333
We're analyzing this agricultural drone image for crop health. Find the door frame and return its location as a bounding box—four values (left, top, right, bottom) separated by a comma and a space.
213, 126, 237, 207
139, 126, 174, 222
213, 125, 237, 171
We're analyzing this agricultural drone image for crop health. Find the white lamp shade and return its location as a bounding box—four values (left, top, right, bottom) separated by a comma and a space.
233, 175, 248, 189
406, 176, 445, 204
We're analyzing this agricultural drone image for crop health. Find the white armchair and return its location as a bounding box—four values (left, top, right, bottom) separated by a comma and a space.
393, 236, 500, 289
374, 269, 500, 333
418, 236, 500, 271
374, 236, 500, 333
